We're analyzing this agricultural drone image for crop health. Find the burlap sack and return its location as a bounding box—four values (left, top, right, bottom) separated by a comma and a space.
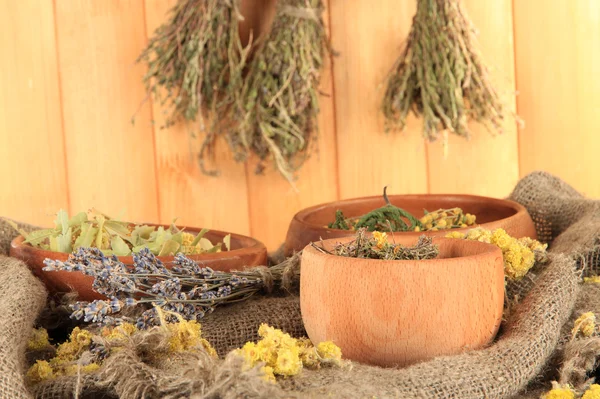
2, 170, 600, 399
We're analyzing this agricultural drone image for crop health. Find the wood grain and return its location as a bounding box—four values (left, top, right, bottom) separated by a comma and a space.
0, 1, 68, 226
144, 0, 251, 235
301, 236, 505, 367
514, 0, 600, 197
245, 0, 339, 250
54, 0, 159, 223
426, 0, 520, 197
329, 0, 428, 199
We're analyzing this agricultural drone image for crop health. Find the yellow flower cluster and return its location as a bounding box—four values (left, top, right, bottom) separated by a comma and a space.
373, 231, 388, 249
542, 383, 600, 399
166, 319, 217, 357
572, 312, 596, 339
445, 228, 547, 280
236, 324, 343, 382
584, 276, 600, 284
26, 326, 101, 384
416, 208, 476, 232
27, 328, 51, 351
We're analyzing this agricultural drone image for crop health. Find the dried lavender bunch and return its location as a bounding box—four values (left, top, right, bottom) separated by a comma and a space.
315, 228, 439, 261
43, 248, 300, 329
138, 0, 249, 174
382, 0, 510, 142
234, 0, 327, 184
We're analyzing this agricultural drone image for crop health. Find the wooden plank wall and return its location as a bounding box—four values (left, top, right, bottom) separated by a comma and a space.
1, 0, 599, 250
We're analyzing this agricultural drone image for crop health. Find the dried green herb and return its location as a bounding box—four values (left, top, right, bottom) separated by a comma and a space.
233, 0, 328, 184
382, 0, 512, 143
5, 209, 228, 256
314, 228, 439, 261
137, 0, 249, 175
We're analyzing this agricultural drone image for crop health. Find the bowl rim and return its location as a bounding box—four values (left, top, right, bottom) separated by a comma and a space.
303, 236, 503, 265
10, 223, 267, 263
292, 193, 528, 231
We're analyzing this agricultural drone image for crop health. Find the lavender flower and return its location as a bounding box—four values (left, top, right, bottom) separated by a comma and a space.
43, 247, 298, 328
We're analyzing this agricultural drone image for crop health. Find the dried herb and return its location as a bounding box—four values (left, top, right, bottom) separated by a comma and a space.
137, 0, 249, 175
314, 228, 439, 261
327, 187, 478, 232
5, 209, 228, 256
42, 248, 301, 328
233, 0, 328, 184
382, 0, 514, 144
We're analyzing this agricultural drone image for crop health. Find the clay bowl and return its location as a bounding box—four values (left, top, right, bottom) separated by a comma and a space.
10, 225, 267, 300
284, 194, 536, 255
301, 236, 505, 367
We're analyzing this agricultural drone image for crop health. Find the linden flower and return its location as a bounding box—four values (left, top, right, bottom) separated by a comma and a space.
583, 384, 600, 399
372, 231, 388, 249
26, 360, 55, 384
542, 383, 575, 399
572, 312, 596, 339
584, 276, 600, 284
27, 328, 51, 351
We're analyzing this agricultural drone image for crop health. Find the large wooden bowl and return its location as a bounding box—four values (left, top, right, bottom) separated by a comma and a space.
301, 236, 505, 367
10, 225, 267, 300
284, 194, 536, 255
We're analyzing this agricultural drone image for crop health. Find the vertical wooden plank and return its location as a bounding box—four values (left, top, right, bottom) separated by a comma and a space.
55, 0, 160, 222
245, 0, 340, 250
0, 1, 69, 226
426, 0, 520, 197
144, 0, 251, 235
329, 0, 428, 199
514, 0, 600, 197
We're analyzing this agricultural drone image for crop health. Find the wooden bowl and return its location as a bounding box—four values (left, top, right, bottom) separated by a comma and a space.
284, 194, 536, 255
10, 225, 267, 300
300, 236, 505, 367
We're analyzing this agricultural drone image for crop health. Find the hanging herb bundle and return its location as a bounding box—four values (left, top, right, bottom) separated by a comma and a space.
138, 0, 328, 183
138, 0, 249, 174
233, 0, 327, 184
382, 0, 510, 143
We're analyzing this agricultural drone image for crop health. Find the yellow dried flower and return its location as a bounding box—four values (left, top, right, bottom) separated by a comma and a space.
54, 327, 93, 362
436, 219, 447, 228
519, 236, 548, 252
420, 214, 433, 224
167, 320, 217, 357
300, 346, 320, 369
274, 347, 302, 376
27, 328, 51, 351
465, 214, 476, 225
572, 312, 596, 339
542, 383, 576, 399
584, 276, 600, 284
316, 341, 342, 365
583, 384, 600, 399
414, 226, 421, 232
445, 231, 465, 239
373, 231, 388, 249
102, 323, 138, 341
181, 232, 195, 246
26, 360, 55, 384
239, 342, 262, 365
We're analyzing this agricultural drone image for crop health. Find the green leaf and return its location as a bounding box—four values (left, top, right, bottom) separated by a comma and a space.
49, 236, 59, 252
24, 229, 57, 246
204, 243, 222, 254
95, 215, 105, 249
74, 223, 98, 249
55, 209, 69, 234
132, 225, 155, 242
170, 231, 183, 244
223, 234, 231, 251
190, 229, 209, 246
110, 236, 131, 256
158, 239, 180, 256
56, 229, 73, 253
69, 212, 88, 227
198, 237, 217, 251
105, 220, 132, 239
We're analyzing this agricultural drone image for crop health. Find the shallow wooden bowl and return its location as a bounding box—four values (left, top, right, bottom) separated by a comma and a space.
284, 194, 536, 255
10, 225, 267, 300
300, 236, 505, 367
